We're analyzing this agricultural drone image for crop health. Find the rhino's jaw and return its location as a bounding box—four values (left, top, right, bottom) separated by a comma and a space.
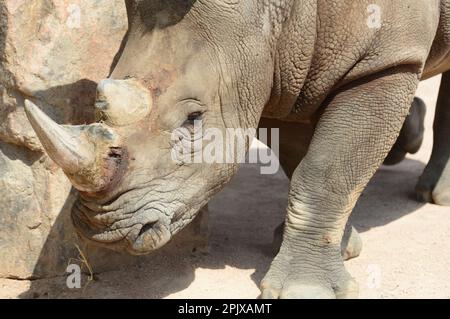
72, 206, 171, 255
70, 188, 200, 255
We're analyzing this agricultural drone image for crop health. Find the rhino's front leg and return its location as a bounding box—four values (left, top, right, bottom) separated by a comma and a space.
261, 68, 420, 299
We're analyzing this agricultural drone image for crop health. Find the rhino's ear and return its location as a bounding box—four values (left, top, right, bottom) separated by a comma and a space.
95, 78, 152, 126
25, 100, 123, 193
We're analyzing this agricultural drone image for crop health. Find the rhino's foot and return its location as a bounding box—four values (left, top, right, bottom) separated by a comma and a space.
260, 245, 358, 299
416, 161, 450, 206
272, 223, 362, 261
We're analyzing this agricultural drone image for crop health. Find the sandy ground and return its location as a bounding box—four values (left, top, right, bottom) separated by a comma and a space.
1, 76, 449, 299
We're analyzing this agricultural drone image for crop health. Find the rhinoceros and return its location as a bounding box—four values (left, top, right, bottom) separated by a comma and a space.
24, 0, 450, 298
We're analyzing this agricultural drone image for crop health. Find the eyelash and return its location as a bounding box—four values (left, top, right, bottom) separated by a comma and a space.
185, 111, 204, 125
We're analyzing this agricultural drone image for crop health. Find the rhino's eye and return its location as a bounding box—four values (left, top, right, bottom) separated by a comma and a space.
185, 111, 203, 126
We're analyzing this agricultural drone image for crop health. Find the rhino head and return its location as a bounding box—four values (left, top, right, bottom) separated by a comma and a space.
25, 0, 280, 255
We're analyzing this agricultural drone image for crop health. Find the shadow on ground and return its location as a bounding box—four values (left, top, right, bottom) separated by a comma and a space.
19, 157, 427, 298
351, 159, 427, 232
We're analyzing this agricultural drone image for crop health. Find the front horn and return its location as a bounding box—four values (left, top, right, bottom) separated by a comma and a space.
24, 100, 125, 194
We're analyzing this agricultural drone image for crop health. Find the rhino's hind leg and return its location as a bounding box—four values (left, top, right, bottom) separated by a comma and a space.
384, 97, 426, 165
416, 71, 450, 206
341, 224, 362, 261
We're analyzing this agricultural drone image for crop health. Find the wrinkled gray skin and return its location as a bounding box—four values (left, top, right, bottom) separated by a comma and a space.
25, 0, 450, 298
384, 97, 427, 166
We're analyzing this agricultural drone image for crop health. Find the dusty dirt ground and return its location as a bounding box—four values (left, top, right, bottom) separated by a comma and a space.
1, 76, 449, 299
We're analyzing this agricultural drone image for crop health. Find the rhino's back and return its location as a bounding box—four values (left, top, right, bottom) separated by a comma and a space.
424, 0, 450, 79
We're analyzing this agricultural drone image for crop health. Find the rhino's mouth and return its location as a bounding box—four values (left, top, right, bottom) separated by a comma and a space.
71, 197, 190, 255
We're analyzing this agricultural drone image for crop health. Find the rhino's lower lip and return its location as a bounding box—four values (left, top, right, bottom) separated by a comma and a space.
130, 221, 171, 254
71, 202, 172, 253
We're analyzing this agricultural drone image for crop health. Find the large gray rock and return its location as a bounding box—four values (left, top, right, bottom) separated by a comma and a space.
0, 0, 128, 279
0, 0, 207, 280
0, 0, 128, 149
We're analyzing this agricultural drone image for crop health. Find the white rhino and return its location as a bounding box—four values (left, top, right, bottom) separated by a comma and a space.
25, 0, 450, 298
